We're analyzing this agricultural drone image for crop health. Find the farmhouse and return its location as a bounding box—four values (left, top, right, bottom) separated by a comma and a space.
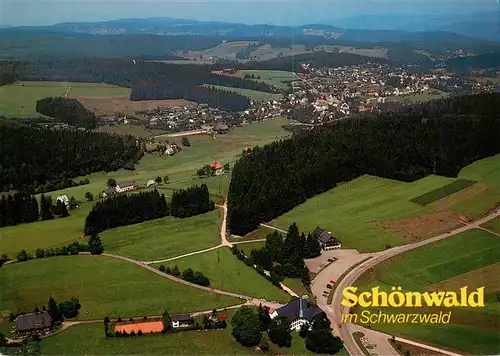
170, 314, 194, 328
56, 195, 70, 208
269, 296, 322, 331
210, 161, 224, 176
115, 181, 138, 193
15, 311, 52, 335
313, 226, 341, 251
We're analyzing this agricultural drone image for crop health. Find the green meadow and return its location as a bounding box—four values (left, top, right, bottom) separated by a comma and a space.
153, 247, 290, 303
0, 255, 242, 320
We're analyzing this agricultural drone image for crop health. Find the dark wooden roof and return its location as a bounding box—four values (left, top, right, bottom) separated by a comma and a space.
15, 312, 52, 332
171, 314, 193, 322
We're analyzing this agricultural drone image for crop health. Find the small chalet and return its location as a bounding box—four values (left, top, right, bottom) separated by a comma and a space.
313, 226, 341, 251
15, 312, 52, 335
146, 179, 156, 188
115, 181, 138, 193
170, 314, 194, 328
269, 296, 323, 331
210, 161, 224, 176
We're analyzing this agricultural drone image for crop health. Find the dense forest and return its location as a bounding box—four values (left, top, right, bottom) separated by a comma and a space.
232, 222, 321, 286
7, 59, 279, 111
131, 77, 251, 111
84, 189, 168, 234
228, 93, 500, 235
0, 192, 39, 227
84, 184, 214, 234
238, 52, 392, 72
0, 33, 223, 59
0, 121, 142, 191
169, 184, 215, 218
36, 97, 98, 129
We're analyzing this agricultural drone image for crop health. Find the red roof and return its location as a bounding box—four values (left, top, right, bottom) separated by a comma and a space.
211, 161, 222, 170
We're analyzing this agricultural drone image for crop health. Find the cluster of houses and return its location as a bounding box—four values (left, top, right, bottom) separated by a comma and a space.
138, 105, 236, 133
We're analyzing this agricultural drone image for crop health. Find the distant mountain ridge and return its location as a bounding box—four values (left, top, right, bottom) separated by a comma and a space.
4, 15, 498, 43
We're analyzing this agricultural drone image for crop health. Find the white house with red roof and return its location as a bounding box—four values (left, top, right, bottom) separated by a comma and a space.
210, 161, 224, 176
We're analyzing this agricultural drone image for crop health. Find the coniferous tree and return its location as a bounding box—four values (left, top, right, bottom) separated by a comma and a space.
88, 231, 104, 255
47, 296, 63, 323
269, 316, 292, 348
40, 194, 53, 221
57, 201, 70, 218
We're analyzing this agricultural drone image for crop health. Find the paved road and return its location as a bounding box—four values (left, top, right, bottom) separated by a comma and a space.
325, 208, 500, 356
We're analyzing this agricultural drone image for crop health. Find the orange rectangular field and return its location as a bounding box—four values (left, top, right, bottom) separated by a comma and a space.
115, 321, 163, 334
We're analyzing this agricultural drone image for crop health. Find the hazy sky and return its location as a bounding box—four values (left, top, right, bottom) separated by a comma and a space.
0, 0, 496, 26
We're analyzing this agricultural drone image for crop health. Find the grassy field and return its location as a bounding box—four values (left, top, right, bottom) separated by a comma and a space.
484, 216, 500, 234
0, 255, 242, 320
153, 247, 290, 302
0, 202, 93, 258
239, 70, 296, 88
270, 174, 457, 252
452, 155, 500, 219
0, 118, 288, 260
386, 90, 449, 104
102, 211, 220, 261
39, 318, 317, 355
0, 81, 130, 117
267, 155, 500, 252
203, 84, 282, 101
237, 241, 266, 255
410, 179, 477, 206
354, 229, 500, 355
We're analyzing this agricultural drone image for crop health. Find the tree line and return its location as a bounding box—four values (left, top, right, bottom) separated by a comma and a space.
84, 189, 168, 235
84, 184, 214, 234
0, 121, 142, 192
228, 93, 500, 235
159, 264, 210, 286
0, 192, 75, 229
36, 97, 98, 129
14, 232, 103, 262
10, 59, 277, 111
170, 183, 215, 218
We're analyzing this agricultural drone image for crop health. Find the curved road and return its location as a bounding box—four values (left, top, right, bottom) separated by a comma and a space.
327, 208, 500, 356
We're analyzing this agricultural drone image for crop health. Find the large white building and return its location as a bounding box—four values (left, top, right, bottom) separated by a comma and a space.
269, 296, 323, 331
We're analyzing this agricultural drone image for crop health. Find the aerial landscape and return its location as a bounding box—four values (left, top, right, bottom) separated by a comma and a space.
0, 0, 499, 355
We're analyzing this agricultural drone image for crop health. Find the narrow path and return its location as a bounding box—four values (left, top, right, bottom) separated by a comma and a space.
145, 202, 231, 264
260, 223, 287, 233
64, 86, 71, 98
143, 244, 222, 264
232, 239, 266, 245
478, 225, 500, 237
